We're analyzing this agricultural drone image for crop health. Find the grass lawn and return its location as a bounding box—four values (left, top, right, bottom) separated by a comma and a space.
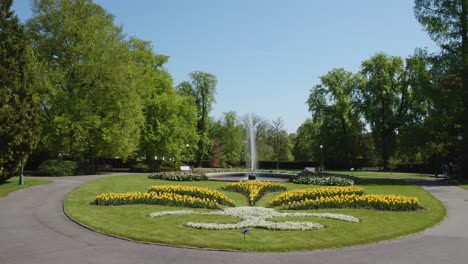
328, 170, 435, 179
0, 177, 51, 198
65, 175, 446, 252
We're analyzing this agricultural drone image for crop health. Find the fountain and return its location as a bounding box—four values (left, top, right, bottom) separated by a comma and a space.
246, 113, 257, 180
206, 113, 296, 182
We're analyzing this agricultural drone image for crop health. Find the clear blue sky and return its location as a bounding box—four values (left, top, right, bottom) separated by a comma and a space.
13, 0, 438, 132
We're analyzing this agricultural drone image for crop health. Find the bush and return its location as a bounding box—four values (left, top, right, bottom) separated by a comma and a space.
131, 162, 151, 172
292, 176, 354, 186
148, 171, 208, 181
75, 161, 96, 175
295, 171, 360, 185
38, 159, 78, 176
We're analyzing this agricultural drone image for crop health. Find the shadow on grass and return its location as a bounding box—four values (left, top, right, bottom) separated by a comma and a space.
358, 177, 452, 187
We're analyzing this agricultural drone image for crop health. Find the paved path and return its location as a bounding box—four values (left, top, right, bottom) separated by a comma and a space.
1, 174, 467, 264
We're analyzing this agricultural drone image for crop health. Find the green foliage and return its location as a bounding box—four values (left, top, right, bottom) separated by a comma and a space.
27, 0, 144, 160
177, 71, 217, 166
358, 53, 431, 169
38, 159, 77, 176
148, 171, 209, 181
0, 0, 42, 182
292, 176, 354, 186
269, 117, 293, 168
306, 69, 368, 167
131, 162, 151, 173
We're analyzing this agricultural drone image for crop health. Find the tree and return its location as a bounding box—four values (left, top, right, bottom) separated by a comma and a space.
292, 119, 320, 161
269, 117, 292, 169
307, 69, 366, 168
415, 0, 468, 177
358, 53, 431, 169
128, 38, 198, 168
27, 0, 144, 161
177, 71, 217, 166
0, 0, 42, 182
220, 112, 245, 165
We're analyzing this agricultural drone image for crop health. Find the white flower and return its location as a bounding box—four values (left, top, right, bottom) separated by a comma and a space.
149, 206, 359, 231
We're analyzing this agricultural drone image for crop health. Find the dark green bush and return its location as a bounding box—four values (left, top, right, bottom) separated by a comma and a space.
131, 162, 151, 172
38, 159, 78, 176
75, 162, 96, 175
148, 171, 209, 181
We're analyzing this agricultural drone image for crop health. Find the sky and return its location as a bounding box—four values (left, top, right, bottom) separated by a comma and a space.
12, 0, 439, 132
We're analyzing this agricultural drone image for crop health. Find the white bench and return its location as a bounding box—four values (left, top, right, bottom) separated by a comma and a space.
304, 167, 316, 173
180, 166, 191, 171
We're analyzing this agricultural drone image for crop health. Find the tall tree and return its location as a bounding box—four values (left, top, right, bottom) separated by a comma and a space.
177, 71, 217, 166
292, 119, 320, 161
129, 38, 198, 166
27, 0, 144, 161
358, 53, 431, 169
269, 117, 292, 169
415, 0, 468, 177
307, 68, 365, 168
221, 112, 245, 165
0, 0, 42, 182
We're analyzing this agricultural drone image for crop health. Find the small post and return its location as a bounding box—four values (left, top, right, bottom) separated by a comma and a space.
19, 161, 24, 185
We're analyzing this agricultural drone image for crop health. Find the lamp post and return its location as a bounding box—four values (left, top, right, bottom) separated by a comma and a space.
320, 144, 324, 172
186, 144, 190, 166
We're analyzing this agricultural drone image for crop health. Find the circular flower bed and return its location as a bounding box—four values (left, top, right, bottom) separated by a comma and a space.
222, 181, 286, 205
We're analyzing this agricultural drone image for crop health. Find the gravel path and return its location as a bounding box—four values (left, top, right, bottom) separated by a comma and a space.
1, 174, 467, 264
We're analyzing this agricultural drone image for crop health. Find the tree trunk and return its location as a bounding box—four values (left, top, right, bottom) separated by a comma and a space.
462, 0, 468, 178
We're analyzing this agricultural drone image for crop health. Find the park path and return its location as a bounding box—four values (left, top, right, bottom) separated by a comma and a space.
0, 174, 467, 264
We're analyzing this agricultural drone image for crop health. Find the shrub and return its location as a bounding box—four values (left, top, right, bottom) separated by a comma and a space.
75, 161, 96, 175
292, 176, 354, 186
131, 162, 151, 172
295, 171, 360, 185
38, 159, 78, 176
222, 181, 287, 206
148, 171, 208, 181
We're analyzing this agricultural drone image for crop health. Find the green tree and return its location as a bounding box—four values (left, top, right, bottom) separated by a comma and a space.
307, 69, 366, 168
292, 119, 320, 161
415, 0, 468, 177
128, 38, 198, 168
358, 53, 431, 169
269, 117, 293, 169
177, 71, 217, 167
27, 0, 144, 162
220, 112, 245, 165
0, 0, 42, 182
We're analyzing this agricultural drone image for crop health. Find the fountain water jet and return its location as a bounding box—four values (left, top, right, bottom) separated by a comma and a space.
246, 113, 257, 179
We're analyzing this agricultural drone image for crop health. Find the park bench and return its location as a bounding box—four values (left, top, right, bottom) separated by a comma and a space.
304, 167, 316, 173
180, 166, 191, 171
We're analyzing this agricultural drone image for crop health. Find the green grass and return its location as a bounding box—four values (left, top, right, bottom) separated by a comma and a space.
64, 175, 446, 252
328, 170, 434, 179
444, 178, 468, 190
0, 177, 51, 197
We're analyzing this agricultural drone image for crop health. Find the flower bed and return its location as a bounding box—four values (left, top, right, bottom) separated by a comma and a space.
293, 171, 360, 185
269, 186, 364, 207
149, 206, 359, 230
292, 176, 354, 186
281, 194, 419, 211
94, 192, 220, 209
222, 181, 286, 206
148, 171, 208, 181
94, 185, 235, 208
148, 185, 235, 206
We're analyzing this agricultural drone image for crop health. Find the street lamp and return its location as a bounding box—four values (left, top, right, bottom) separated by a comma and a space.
320, 144, 324, 172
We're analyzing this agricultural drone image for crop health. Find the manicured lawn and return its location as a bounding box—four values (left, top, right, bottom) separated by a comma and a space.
328, 170, 435, 179
0, 177, 51, 198
65, 175, 446, 252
